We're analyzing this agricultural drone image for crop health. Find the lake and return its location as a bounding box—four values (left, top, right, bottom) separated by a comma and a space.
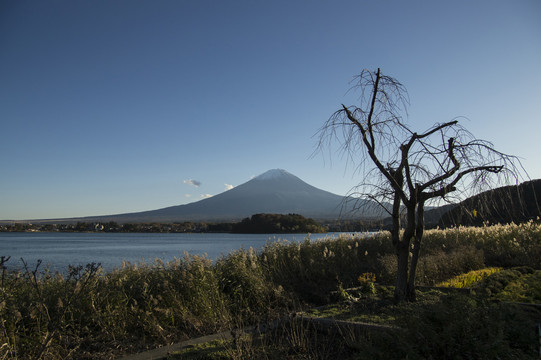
0, 232, 351, 273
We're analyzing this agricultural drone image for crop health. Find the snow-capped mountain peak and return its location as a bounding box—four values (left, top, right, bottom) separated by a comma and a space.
254, 169, 292, 180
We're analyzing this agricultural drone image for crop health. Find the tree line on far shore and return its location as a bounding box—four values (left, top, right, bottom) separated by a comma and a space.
231, 213, 326, 233
0, 214, 384, 234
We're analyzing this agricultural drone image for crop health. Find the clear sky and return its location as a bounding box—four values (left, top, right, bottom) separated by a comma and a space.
1, 0, 540, 220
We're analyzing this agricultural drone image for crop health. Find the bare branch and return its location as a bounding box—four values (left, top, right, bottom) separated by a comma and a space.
316, 68, 528, 302
421, 165, 503, 201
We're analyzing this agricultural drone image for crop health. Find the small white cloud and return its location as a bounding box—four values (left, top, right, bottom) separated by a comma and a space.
224, 183, 234, 191
184, 194, 191, 198
183, 179, 202, 187
200, 194, 213, 199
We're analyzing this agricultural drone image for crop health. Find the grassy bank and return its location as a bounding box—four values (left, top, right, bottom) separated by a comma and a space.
1, 222, 540, 359
173, 284, 540, 360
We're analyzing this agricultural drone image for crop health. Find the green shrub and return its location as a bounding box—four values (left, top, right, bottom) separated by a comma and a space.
470, 267, 541, 303
473, 267, 533, 297
436, 267, 502, 288
393, 294, 540, 359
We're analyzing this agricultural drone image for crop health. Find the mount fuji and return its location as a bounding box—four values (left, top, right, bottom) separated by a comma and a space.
39, 169, 385, 223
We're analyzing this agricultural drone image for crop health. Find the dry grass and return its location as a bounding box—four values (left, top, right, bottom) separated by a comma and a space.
0, 222, 540, 358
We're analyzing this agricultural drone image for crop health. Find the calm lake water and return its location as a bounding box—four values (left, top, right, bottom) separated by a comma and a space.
0, 232, 352, 273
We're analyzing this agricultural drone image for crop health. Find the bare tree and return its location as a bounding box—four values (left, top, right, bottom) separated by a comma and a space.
317, 68, 524, 302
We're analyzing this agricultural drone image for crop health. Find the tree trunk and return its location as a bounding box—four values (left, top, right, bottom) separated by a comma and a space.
407, 201, 425, 301
394, 206, 415, 302
394, 239, 410, 301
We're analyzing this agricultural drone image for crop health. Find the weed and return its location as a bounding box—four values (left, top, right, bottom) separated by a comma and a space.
357, 272, 377, 295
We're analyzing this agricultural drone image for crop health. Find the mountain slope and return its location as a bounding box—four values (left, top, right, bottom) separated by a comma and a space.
437, 179, 541, 227
66, 169, 385, 223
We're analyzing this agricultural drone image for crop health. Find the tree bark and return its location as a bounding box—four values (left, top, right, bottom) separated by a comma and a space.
394, 205, 415, 302
407, 201, 425, 301
394, 239, 410, 302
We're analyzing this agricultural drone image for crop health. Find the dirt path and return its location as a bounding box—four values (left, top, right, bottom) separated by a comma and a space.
117, 329, 238, 360
117, 313, 398, 360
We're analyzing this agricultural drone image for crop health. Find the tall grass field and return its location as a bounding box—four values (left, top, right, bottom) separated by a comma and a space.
1, 221, 540, 359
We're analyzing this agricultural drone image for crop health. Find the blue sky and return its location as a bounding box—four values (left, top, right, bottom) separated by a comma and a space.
1, 0, 540, 220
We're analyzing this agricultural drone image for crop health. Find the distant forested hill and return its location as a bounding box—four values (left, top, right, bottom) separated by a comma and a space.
231, 213, 326, 234
438, 179, 541, 227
